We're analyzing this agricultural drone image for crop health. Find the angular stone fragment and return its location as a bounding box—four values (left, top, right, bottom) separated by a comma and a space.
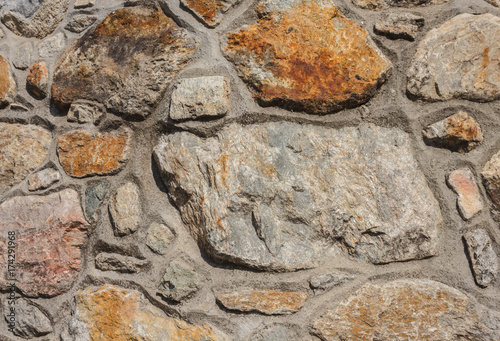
109, 182, 142, 236
64, 14, 97, 33
0, 0, 44, 18
309, 272, 356, 294
38, 32, 66, 58
67, 100, 104, 124
1, 0, 70, 39
408, 14, 500, 102
154, 123, 442, 270
217, 290, 307, 315
0, 123, 51, 195
158, 260, 204, 302
74, 0, 94, 8
481, 151, 500, 210
485, 0, 500, 7
170, 76, 230, 121
60, 285, 225, 341
374, 12, 424, 41
85, 181, 108, 219
312, 279, 500, 340
352, 0, 446, 9
181, 0, 241, 27
0, 55, 15, 106
3, 298, 52, 338
0, 189, 90, 297
423, 111, 483, 152
249, 325, 300, 341
146, 222, 175, 255
57, 128, 131, 178
26, 61, 49, 99
28, 168, 61, 191
52, 6, 196, 119
95, 253, 149, 273
224, 0, 392, 114
13, 42, 31, 70
447, 169, 483, 220
464, 229, 498, 287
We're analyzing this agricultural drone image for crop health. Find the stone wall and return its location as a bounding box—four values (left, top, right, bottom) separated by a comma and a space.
0, 0, 499, 339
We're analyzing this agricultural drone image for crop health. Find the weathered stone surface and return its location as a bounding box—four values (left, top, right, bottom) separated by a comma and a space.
464, 229, 498, 287
95, 253, 150, 273
310, 272, 356, 294
217, 290, 307, 315
181, 0, 241, 27
170, 76, 230, 121
74, 0, 94, 8
57, 128, 131, 178
60, 285, 225, 341
85, 181, 108, 219
158, 260, 204, 302
423, 111, 483, 152
146, 222, 174, 255
481, 151, 500, 210
1, 0, 70, 39
3, 298, 52, 338
0, 123, 51, 195
13, 42, 31, 70
0, 54, 15, 105
485, 0, 500, 7
26, 61, 49, 99
27, 168, 61, 191
408, 14, 500, 102
249, 324, 300, 341
352, 0, 445, 9
374, 12, 424, 41
447, 169, 483, 220
0, 189, 89, 297
154, 123, 442, 270
64, 14, 96, 33
224, 0, 392, 114
0, 0, 44, 18
109, 182, 142, 236
38, 32, 66, 58
52, 6, 196, 119
67, 100, 105, 124
312, 279, 500, 340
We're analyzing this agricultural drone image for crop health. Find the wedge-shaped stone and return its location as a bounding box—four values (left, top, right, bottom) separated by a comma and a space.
217, 290, 307, 315
181, 0, 241, 27
154, 123, 442, 271
224, 0, 391, 114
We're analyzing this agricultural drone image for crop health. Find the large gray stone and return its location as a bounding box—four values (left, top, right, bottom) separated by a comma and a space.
3, 298, 52, 339
154, 122, 442, 271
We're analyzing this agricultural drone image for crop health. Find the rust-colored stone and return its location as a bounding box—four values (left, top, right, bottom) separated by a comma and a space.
26, 61, 49, 98
447, 169, 483, 220
224, 0, 391, 114
216, 289, 307, 315
57, 129, 131, 178
0, 54, 15, 105
182, 0, 240, 26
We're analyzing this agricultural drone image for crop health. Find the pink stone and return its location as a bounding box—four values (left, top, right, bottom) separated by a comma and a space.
447, 169, 483, 220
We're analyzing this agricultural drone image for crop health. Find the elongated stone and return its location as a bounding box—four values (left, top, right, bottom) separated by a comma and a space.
310, 272, 356, 294
374, 12, 424, 41
0, 55, 15, 106
464, 229, 498, 287
109, 182, 142, 236
181, 0, 241, 27
95, 253, 149, 273
352, 0, 446, 10
447, 169, 483, 220
481, 151, 500, 210
217, 290, 307, 315
27, 168, 61, 191
26, 61, 49, 99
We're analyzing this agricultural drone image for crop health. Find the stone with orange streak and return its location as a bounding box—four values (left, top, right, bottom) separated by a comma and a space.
181, 0, 241, 27
60, 285, 226, 341
57, 128, 132, 178
26, 61, 49, 98
0, 54, 15, 106
312, 279, 500, 340
447, 169, 483, 220
0, 189, 90, 297
217, 289, 307, 315
224, 0, 392, 115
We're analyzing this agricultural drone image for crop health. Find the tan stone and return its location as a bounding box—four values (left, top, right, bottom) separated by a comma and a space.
352, 0, 446, 10
447, 169, 483, 220
26, 61, 49, 98
28, 168, 61, 191
0, 54, 15, 106
109, 182, 142, 236
482, 150, 500, 210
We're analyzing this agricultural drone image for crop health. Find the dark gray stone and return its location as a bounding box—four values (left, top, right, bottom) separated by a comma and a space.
3, 298, 52, 339
85, 181, 108, 219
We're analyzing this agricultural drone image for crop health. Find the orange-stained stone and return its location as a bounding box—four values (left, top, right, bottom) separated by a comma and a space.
182, 0, 240, 26
447, 169, 483, 220
57, 129, 131, 177
0, 55, 15, 105
26, 61, 49, 98
224, 0, 391, 114
217, 289, 307, 315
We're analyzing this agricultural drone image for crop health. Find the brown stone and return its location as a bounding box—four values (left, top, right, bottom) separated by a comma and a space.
224, 0, 392, 114
0, 54, 15, 106
26, 61, 49, 98
312, 280, 500, 340
57, 128, 131, 178
52, 6, 196, 119
352, 0, 446, 10
447, 169, 483, 220
485, 0, 500, 7
60, 285, 225, 340
373, 12, 424, 41
0, 189, 90, 297
181, 0, 241, 27
216, 289, 307, 315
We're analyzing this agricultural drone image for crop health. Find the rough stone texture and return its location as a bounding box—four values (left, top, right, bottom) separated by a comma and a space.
423, 111, 483, 152
170, 76, 230, 121
485, 0, 500, 7
0, 0, 44, 18
224, 0, 392, 115
95, 253, 150, 273
374, 12, 424, 41
67, 100, 105, 125
155, 122, 442, 270
181, 0, 241, 27
1, 0, 70, 39
0, 123, 51, 195
352, 0, 446, 9
312, 279, 500, 340
407, 13, 500, 102
217, 290, 307, 315
26, 61, 49, 99
64, 14, 96, 33
158, 260, 204, 302
309, 272, 356, 294
481, 150, 500, 210
38, 32, 66, 58
60, 285, 225, 341
85, 181, 108, 220
3, 298, 52, 338
57, 128, 132, 178
109, 182, 142, 236
447, 169, 483, 220
464, 229, 499, 287
0, 54, 15, 106
27, 168, 61, 191
249, 324, 300, 341
13, 42, 31, 70
74, 0, 94, 8
146, 222, 175, 255
52, 6, 196, 119
0, 189, 90, 297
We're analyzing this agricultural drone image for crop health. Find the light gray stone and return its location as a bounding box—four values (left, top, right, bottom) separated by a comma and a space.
157, 260, 204, 302
67, 100, 104, 125
249, 324, 300, 341
0, 0, 44, 18
3, 298, 52, 339
95, 253, 150, 273
485, 0, 500, 7
154, 122, 442, 271
27, 168, 61, 191
170, 76, 230, 121
374, 12, 424, 41
109, 182, 142, 236
464, 229, 498, 287
482, 151, 500, 210
38, 32, 66, 58
13, 42, 31, 70
310, 272, 356, 294
64, 14, 96, 33
74, 0, 94, 8
146, 222, 175, 255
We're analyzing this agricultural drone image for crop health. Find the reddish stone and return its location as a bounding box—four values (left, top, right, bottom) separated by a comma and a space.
447, 169, 483, 220
26, 61, 49, 99
0, 54, 15, 105
181, 0, 241, 27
